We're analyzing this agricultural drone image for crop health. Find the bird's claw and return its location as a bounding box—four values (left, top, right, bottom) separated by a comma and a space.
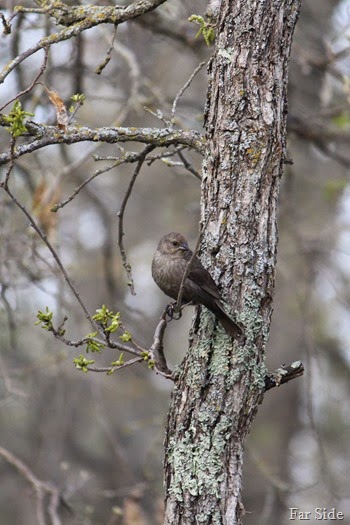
166, 302, 182, 320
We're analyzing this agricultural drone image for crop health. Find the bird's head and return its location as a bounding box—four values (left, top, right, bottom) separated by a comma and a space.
157, 232, 189, 258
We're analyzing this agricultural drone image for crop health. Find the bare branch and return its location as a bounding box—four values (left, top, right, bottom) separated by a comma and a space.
51, 161, 120, 212
52, 149, 156, 212
0, 125, 205, 166
0, 0, 168, 84
148, 310, 173, 378
0, 11, 12, 34
117, 144, 155, 295
1, 184, 99, 333
264, 361, 304, 392
4, 136, 16, 187
176, 149, 201, 179
95, 25, 118, 75
0, 47, 49, 112
171, 61, 206, 126
0, 446, 62, 525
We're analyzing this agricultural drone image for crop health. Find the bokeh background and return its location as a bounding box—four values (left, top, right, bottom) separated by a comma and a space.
0, 1, 350, 523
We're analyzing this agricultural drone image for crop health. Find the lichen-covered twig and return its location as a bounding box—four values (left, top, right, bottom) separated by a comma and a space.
264, 361, 304, 391
0, 124, 204, 166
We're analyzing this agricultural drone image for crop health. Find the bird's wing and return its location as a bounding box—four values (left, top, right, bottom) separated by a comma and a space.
187, 259, 223, 301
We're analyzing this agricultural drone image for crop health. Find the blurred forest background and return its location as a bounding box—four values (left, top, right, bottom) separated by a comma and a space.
0, 0, 350, 524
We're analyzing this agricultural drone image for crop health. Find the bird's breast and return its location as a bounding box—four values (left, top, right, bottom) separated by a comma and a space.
152, 252, 186, 300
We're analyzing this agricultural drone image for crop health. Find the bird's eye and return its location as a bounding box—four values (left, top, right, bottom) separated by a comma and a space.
172, 241, 178, 246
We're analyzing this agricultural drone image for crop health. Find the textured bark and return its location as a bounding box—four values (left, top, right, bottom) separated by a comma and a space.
163, 1, 301, 524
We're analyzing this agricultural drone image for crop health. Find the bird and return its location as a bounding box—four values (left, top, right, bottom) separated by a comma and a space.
152, 232, 242, 338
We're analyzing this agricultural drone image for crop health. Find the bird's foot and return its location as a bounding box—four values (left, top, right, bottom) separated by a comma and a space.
166, 301, 182, 320
166, 301, 194, 321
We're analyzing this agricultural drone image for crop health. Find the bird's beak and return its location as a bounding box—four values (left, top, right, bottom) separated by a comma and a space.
179, 243, 188, 251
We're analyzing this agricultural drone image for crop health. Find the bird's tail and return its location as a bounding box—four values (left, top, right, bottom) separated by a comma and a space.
210, 301, 243, 339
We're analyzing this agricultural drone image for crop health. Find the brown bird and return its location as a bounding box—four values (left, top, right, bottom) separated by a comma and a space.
152, 232, 242, 338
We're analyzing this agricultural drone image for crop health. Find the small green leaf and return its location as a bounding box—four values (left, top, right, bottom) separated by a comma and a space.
111, 353, 124, 367
70, 93, 86, 104
3, 100, 34, 137
85, 331, 98, 339
92, 304, 111, 325
86, 339, 105, 353
84, 332, 105, 353
74, 355, 94, 372
93, 305, 122, 334
188, 14, 215, 46
35, 307, 53, 330
105, 313, 121, 333
119, 331, 132, 342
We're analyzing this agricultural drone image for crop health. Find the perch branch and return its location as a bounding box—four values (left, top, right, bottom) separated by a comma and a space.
148, 309, 173, 378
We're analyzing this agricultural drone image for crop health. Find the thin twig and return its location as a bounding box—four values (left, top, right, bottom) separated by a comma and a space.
171, 61, 206, 125
42, 296, 174, 376
146, 145, 187, 164
264, 361, 304, 391
100, 337, 144, 357
177, 149, 201, 179
0, 446, 62, 525
0, 12, 12, 34
4, 136, 16, 186
0, 47, 49, 112
87, 356, 144, 373
95, 24, 118, 75
51, 161, 120, 211
93, 147, 188, 167
0, 0, 169, 85
144, 106, 170, 126
52, 150, 154, 212
117, 144, 155, 295
1, 184, 99, 333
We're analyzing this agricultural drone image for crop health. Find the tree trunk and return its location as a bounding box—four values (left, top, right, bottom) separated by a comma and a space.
163, 1, 301, 524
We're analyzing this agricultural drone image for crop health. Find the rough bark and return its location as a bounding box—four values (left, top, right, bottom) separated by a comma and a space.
163, 1, 301, 524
